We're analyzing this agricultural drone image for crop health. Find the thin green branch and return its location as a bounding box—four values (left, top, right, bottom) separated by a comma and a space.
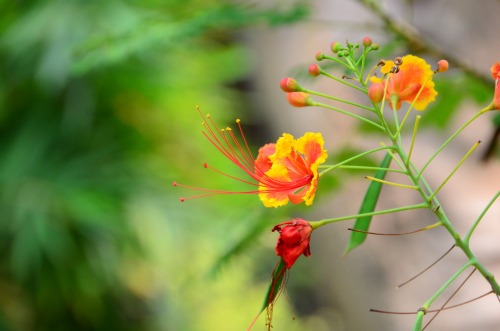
413, 262, 474, 331
428, 141, 481, 201
464, 190, 500, 245
422, 268, 477, 330
322, 55, 354, 69
365, 176, 418, 190
406, 115, 421, 167
418, 102, 489, 179
303, 88, 375, 111
319, 145, 396, 176
330, 165, 406, 174
319, 69, 367, 93
312, 101, 384, 130
311, 203, 428, 229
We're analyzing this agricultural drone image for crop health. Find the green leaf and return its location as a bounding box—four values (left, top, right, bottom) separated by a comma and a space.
259, 259, 286, 313
344, 152, 391, 254
247, 259, 286, 330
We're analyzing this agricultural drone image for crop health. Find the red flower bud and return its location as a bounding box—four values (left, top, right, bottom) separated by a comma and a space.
308, 64, 321, 77
272, 218, 312, 269
362, 37, 372, 47
368, 83, 385, 103
279, 77, 302, 92
315, 51, 325, 61
286, 92, 312, 107
331, 41, 342, 54
436, 59, 449, 73
491, 63, 500, 110
491, 62, 500, 80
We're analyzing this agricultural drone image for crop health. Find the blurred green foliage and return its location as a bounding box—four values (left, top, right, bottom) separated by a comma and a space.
0, 1, 309, 330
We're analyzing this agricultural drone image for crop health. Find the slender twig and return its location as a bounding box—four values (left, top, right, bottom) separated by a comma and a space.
311, 203, 428, 229
406, 115, 421, 167
365, 176, 418, 190
398, 245, 455, 288
370, 290, 493, 315
464, 189, 500, 245
428, 141, 481, 201
422, 268, 477, 330
348, 221, 441, 236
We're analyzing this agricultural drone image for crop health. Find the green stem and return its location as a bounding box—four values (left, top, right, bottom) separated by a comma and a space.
464, 190, 500, 245
310, 203, 428, 229
406, 115, 421, 167
392, 140, 500, 310
391, 98, 401, 143
413, 262, 473, 331
313, 101, 385, 131
322, 165, 406, 174
418, 109, 488, 178
365, 176, 418, 190
319, 69, 367, 93
427, 141, 481, 201
322, 55, 354, 69
359, 47, 368, 82
304, 88, 375, 111
319, 146, 395, 176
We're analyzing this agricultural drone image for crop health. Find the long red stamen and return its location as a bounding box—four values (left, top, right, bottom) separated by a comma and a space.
174, 107, 316, 203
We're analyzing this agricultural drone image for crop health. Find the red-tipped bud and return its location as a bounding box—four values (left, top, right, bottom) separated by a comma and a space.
362, 37, 372, 47
315, 51, 325, 61
331, 42, 342, 53
308, 64, 321, 77
368, 83, 385, 103
280, 78, 302, 92
436, 60, 449, 73
286, 92, 312, 107
491, 62, 500, 80
491, 63, 500, 110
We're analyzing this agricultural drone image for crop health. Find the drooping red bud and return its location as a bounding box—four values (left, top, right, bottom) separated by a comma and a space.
308, 64, 321, 77
279, 78, 301, 92
286, 92, 313, 107
272, 218, 313, 269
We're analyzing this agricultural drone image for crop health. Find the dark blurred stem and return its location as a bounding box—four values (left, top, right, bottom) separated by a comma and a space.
356, 0, 491, 84
481, 127, 500, 162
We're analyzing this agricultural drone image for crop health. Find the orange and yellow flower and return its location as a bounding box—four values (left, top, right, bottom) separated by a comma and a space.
259, 132, 327, 207
491, 62, 500, 110
174, 109, 327, 208
368, 55, 437, 110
